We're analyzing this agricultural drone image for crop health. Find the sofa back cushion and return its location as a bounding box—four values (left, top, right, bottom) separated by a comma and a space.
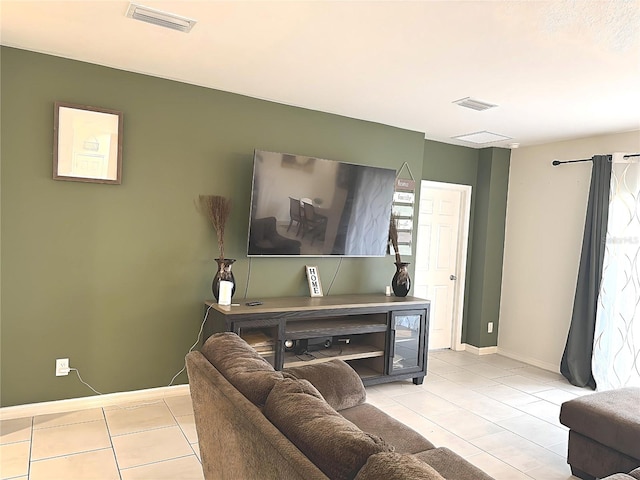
284, 359, 366, 411
200, 332, 283, 406
354, 452, 445, 480
264, 377, 393, 480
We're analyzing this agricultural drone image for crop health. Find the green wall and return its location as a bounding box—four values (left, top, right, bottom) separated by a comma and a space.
1, 47, 509, 406
422, 141, 510, 348
422, 141, 479, 187
462, 147, 510, 347
422, 141, 478, 344
0, 47, 426, 407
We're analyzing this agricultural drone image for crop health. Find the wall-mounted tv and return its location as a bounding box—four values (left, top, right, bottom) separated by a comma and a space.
247, 150, 396, 257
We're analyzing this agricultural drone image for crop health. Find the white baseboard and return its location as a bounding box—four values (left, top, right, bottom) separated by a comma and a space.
496, 347, 560, 373
463, 344, 498, 355
0, 384, 190, 421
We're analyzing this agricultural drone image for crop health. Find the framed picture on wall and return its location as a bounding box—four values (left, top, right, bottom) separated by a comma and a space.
53, 102, 123, 184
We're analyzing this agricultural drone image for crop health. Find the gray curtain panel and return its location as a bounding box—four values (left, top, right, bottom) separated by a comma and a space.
560, 155, 612, 388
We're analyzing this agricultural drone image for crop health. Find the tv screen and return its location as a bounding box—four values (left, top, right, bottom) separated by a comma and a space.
247, 150, 396, 257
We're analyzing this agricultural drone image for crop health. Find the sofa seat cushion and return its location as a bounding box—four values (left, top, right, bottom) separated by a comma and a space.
284, 359, 366, 411
340, 403, 434, 454
354, 452, 445, 480
560, 387, 640, 460
264, 377, 393, 480
415, 447, 495, 480
200, 332, 283, 406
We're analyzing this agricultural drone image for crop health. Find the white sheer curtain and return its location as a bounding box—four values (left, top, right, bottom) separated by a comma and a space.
592, 153, 640, 390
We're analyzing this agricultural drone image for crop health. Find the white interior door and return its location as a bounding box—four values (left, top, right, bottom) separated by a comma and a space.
414, 181, 471, 350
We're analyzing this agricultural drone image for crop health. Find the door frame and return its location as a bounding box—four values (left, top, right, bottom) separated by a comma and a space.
419, 180, 472, 351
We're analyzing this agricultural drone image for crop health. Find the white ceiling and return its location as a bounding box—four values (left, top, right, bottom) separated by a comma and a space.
2, 0, 639, 148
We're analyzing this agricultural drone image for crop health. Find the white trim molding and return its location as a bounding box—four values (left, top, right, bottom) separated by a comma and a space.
463, 344, 498, 355
0, 384, 190, 421
497, 347, 560, 373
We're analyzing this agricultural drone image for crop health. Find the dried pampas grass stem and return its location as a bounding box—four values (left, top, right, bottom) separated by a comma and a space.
389, 213, 402, 264
198, 195, 232, 260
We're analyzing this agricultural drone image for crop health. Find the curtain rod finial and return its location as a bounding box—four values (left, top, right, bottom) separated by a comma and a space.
552, 160, 561, 166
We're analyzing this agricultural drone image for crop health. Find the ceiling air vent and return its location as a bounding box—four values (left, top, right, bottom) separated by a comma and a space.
453, 97, 498, 111
452, 131, 512, 145
126, 3, 197, 33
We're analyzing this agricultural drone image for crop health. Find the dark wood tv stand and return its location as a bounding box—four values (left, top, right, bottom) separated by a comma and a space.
203, 294, 430, 386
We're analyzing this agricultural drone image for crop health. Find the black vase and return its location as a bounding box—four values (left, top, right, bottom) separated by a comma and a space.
391, 262, 411, 297
212, 258, 236, 301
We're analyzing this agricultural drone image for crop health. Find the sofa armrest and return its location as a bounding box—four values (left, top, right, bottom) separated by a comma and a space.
185, 351, 327, 480
284, 359, 366, 410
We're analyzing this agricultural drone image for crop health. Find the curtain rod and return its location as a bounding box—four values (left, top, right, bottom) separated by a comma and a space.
552, 153, 640, 166
552, 158, 590, 166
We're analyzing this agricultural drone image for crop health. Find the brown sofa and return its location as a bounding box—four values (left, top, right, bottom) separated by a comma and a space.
186, 332, 495, 480
560, 388, 640, 480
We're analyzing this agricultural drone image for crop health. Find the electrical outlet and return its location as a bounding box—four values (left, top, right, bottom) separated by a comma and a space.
56, 358, 70, 376
487, 322, 494, 334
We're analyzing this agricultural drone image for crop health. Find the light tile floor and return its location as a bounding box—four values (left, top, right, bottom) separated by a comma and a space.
0, 395, 203, 480
0, 350, 591, 479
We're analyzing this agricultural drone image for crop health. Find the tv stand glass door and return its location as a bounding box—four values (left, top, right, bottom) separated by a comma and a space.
388, 310, 428, 384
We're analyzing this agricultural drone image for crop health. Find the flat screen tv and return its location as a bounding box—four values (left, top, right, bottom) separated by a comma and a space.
247, 150, 396, 257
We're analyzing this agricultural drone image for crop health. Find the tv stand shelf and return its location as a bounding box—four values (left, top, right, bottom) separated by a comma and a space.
285, 316, 387, 339
283, 344, 385, 368
204, 294, 431, 386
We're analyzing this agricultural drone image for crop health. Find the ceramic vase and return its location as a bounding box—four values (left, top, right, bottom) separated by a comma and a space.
391, 261, 411, 297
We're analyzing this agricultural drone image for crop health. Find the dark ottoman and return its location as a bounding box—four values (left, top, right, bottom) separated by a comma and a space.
560, 387, 640, 480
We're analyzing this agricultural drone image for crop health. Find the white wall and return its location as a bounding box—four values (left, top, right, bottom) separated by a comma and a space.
498, 130, 640, 372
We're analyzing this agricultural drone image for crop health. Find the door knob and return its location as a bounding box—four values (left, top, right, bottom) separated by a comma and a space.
450, 274, 457, 280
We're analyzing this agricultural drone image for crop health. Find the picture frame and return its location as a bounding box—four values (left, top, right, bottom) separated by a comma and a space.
53, 102, 123, 184
305, 265, 323, 297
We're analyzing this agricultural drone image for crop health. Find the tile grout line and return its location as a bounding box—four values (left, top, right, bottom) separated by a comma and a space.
370, 385, 541, 477
429, 357, 577, 476
439, 359, 572, 450
27, 415, 34, 480
465, 449, 538, 478
101, 406, 123, 480
162, 398, 202, 465
398, 360, 571, 460
118, 453, 198, 473
29, 447, 118, 465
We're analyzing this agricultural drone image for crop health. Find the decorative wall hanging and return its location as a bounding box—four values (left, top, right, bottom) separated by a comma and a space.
392, 162, 415, 256
53, 102, 123, 184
